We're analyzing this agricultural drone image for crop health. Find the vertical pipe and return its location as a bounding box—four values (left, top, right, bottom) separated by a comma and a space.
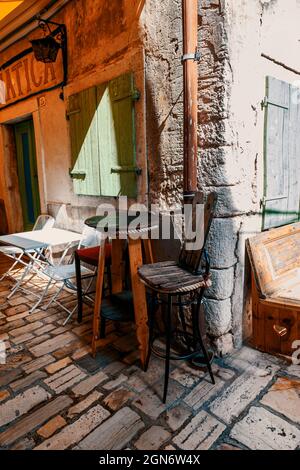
182, 0, 198, 195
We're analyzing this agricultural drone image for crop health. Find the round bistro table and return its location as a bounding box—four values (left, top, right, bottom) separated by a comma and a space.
85, 211, 157, 369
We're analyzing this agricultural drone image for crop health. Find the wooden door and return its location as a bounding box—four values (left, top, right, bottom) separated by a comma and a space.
14, 119, 40, 231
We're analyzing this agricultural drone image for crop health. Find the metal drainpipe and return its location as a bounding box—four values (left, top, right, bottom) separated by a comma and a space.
182, 0, 200, 199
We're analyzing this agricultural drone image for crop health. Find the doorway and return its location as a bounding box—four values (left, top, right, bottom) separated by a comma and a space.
14, 119, 41, 230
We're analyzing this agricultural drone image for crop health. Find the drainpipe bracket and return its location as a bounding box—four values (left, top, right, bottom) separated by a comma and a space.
181, 51, 201, 64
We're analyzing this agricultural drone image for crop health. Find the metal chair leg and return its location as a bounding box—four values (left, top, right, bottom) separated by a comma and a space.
75, 252, 83, 323
163, 295, 172, 404
7, 261, 33, 299
43, 282, 64, 310
145, 291, 156, 372
29, 278, 53, 314
178, 294, 191, 351
194, 289, 215, 385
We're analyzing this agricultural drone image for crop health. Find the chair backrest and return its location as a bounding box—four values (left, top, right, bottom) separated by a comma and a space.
33, 215, 55, 231
178, 191, 218, 274
78, 225, 101, 250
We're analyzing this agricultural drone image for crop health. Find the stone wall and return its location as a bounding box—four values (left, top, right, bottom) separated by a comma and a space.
143, 0, 300, 355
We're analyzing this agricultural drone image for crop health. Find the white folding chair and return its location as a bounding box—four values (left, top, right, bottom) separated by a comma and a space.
30, 226, 102, 324
0, 215, 55, 299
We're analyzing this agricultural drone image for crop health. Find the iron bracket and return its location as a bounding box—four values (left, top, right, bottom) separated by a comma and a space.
181, 51, 201, 64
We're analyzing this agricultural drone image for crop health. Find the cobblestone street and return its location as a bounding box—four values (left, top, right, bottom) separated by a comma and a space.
0, 255, 299, 451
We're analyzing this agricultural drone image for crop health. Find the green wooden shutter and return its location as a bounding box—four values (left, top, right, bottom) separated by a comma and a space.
69, 73, 138, 198
98, 72, 137, 198
68, 86, 101, 196
262, 76, 300, 230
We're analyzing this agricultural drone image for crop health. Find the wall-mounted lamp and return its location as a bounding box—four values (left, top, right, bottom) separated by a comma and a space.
30, 18, 66, 64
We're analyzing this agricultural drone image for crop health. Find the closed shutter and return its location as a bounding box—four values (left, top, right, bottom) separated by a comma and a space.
98, 73, 137, 197
68, 86, 100, 196
68, 73, 138, 198
262, 76, 300, 230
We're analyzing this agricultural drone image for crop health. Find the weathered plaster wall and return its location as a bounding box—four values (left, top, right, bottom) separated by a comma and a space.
0, 0, 147, 233
143, 0, 300, 354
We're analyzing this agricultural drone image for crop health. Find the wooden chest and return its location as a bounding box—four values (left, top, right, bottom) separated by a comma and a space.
247, 222, 300, 357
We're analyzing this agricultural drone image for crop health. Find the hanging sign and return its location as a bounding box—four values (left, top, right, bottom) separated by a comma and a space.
0, 47, 64, 109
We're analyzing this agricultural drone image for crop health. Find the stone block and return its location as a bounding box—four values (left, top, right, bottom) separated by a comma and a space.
37, 415, 67, 439
135, 426, 171, 450
173, 411, 226, 450
165, 405, 192, 432
0, 386, 50, 427
35, 405, 110, 450
76, 407, 144, 450
230, 406, 300, 450
260, 377, 300, 424
209, 364, 279, 424
204, 298, 232, 337
206, 218, 239, 268
206, 267, 235, 300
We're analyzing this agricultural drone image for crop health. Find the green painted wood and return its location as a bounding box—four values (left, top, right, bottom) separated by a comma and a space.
68, 86, 100, 196
100, 72, 137, 197
14, 119, 40, 231
69, 73, 137, 198
263, 77, 299, 230
287, 82, 300, 224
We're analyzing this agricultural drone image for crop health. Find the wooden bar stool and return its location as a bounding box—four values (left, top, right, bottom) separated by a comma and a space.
138, 192, 217, 403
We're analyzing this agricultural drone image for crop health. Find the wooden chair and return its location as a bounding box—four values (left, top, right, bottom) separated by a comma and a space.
138, 192, 218, 403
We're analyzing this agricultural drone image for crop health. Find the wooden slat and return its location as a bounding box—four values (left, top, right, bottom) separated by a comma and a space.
263, 76, 290, 230
280, 308, 298, 356
264, 306, 281, 354
128, 238, 148, 368
92, 240, 106, 357
111, 239, 125, 294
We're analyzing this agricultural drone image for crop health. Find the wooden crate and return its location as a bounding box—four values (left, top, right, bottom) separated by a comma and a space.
247, 223, 300, 357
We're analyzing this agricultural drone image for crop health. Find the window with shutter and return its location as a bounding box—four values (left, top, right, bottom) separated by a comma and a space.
262, 76, 300, 230
68, 72, 138, 198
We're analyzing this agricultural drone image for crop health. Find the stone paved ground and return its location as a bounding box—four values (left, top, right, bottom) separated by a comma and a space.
0, 255, 300, 450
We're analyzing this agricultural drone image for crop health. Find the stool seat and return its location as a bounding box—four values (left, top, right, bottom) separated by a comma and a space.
76, 244, 111, 266
138, 261, 211, 294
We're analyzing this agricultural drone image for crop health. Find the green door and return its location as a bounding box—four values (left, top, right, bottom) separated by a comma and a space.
14, 119, 40, 231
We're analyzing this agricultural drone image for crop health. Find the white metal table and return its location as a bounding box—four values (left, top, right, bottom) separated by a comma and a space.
0, 228, 81, 303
